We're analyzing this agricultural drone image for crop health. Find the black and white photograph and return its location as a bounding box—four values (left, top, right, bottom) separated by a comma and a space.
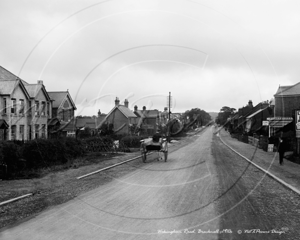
0, 0, 300, 239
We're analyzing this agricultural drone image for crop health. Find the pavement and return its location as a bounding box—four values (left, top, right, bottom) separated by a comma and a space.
219, 129, 300, 195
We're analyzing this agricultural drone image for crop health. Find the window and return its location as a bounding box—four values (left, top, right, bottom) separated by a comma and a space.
47, 102, 50, 117
19, 99, 24, 115
19, 125, 24, 140
27, 101, 32, 116
11, 99, 16, 114
41, 124, 46, 138
11, 125, 16, 140
35, 124, 39, 139
28, 125, 32, 140
41, 102, 46, 116
35, 101, 39, 116
3, 98, 7, 114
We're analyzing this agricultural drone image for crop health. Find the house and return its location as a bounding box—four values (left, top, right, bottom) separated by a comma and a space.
23, 80, 52, 139
0, 66, 79, 140
134, 106, 159, 135
0, 79, 31, 140
98, 98, 138, 135
76, 110, 107, 136
48, 91, 76, 122
48, 91, 77, 137
244, 101, 273, 135
267, 84, 299, 136
231, 100, 254, 133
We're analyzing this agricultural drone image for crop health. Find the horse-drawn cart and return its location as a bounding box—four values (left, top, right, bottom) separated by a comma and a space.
140, 136, 168, 162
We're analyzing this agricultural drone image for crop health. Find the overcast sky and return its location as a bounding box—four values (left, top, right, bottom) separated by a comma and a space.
1, 0, 299, 116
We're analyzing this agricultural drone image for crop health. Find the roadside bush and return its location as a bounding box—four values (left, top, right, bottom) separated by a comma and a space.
83, 136, 114, 152
21, 139, 67, 169
62, 137, 86, 158
0, 141, 21, 178
120, 136, 144, 148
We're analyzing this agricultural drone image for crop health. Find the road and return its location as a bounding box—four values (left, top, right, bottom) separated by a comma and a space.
1, 126, 300, 240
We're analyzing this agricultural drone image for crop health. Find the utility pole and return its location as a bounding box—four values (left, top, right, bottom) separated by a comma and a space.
168, 92, 171, 120
167, 92, 172, 142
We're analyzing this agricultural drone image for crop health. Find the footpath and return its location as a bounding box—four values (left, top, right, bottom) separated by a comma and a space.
219, 129, 300, 195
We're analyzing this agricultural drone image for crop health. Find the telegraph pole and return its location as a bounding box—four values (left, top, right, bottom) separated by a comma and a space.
168, 92, 171, 120
167, 92, 172, 142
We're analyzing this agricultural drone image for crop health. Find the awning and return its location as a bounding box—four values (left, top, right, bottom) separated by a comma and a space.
246, 108, 266, 119
267, 117, 293, 128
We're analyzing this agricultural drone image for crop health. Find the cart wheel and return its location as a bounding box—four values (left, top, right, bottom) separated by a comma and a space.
141, 149, 146, 163
142, 152, 147, 162
164, 151, 168, 162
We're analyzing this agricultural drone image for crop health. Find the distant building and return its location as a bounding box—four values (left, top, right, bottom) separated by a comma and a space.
47, 91, 77, 138
98, 98, 138, 135
134, 106, 159, 135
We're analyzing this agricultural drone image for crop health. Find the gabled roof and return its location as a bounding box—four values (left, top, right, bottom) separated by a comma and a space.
0, 80, 18, 95
57, 118, 76, 132
274, 82, 300, 96
0, 66, 28, 84
0, 79, 30, 98
48, 91, 77, 110
246, 107, 267, 119
97, 105, 137, 129
24, 84, 51, 101
76, 116, 106, 129
117, 105, 137, 118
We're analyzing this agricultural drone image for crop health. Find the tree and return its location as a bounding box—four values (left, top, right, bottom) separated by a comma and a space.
182, 108, 212, 127
216, 106, 236, 126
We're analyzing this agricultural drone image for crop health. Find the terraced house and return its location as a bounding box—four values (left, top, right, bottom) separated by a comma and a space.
0, 66, 76, 140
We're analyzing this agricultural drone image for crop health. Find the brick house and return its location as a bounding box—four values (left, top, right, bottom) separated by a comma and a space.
267, 84, 298, 136
76, 111, 107, 136
0, 79, 31, 140
98, 98, 138, 135
0, 66, 78, 140
47, 91, 77, 137
23, 80, 52, 139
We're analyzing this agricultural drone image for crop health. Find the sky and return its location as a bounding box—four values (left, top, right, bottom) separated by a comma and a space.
1, 0, 299, 116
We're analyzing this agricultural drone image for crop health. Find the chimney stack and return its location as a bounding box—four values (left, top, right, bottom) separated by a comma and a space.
134, 105, 138, 111
124, 99, 129, 108
248, 100, 253, 107
37, 80, 43, 85
115, 97, 120, 106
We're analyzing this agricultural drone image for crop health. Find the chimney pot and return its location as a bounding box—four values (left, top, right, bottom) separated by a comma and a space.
115, 97, 120, 106
124, 99, 129, 108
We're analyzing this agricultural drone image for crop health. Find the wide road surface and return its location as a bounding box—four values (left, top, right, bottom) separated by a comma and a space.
1, 126, 300, 239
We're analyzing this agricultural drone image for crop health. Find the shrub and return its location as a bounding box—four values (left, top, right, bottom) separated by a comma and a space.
62, 137, 86, 158
0, 141, 21, 178
21, 139, 67, 169
83, 136, 114, 152
120, 136, 144, 148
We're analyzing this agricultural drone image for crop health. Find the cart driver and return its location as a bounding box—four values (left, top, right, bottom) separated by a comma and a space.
152, 130, 162, 143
